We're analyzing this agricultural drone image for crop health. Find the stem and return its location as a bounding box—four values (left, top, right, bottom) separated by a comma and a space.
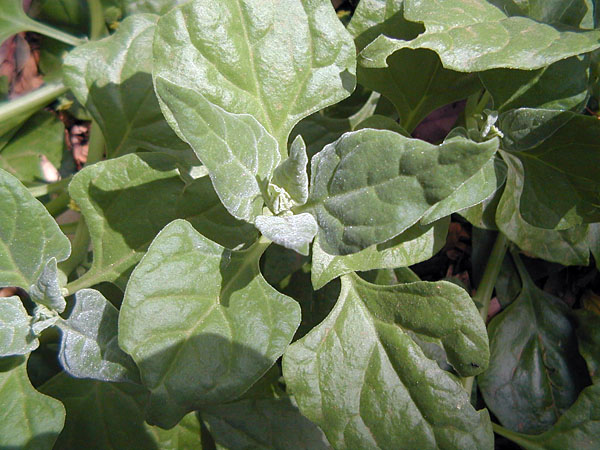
45, 191, 70, 217
0, 83, 67, 124
58, 218, 91, 279
492, 423, 542, 450
28, 176, 72, 197
85, 120, 105, 165
461, 232, 509, 394
28, 21, 85, 47
86, 0, 107, 40
59, 221, 79, 235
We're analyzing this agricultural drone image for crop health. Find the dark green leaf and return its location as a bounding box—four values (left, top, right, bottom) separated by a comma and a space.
576, 310, 600, 383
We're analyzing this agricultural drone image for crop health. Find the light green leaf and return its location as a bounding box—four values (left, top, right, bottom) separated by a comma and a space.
29, 258, 66, 313
0, 356, 65, 450
63, 14, 191, 159
283, 274, 492, 449
0, 168, 70, 289
304, 129, 498, 254
40, 372, 203, 449
68, 152, 255, 290
0, 111, 64, 184
0, 296, 38, 356
359, 0, 600, 72
57, 289, 140, 383
202, 397, 331, 450
478, 252, 589, 434
123, 0, 186, 16
421, 157, 507, 225
255, 213, 317, 256
480, 56, 590, 113
311, 217, 449, 290
499, 109, 600, 229
496, 152, 590, 266
119, 219, 301, 428
152, 0, 356, 155
154, 78, 280, 222
495, 384, 600, 450
272, 135, 309, 206
575, 310, 600, 383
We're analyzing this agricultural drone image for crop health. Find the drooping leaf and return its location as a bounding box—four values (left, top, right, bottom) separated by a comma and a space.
255, 214, 318, 256
57, 289, 140, 383
499, 109, 600, 229
495, 384, 600, 450
0, 168, 70, 289
496, 152, 590, 266
304, 129, 498, 254
119, 219, 301, 428
480, 56, 590, 113
68, 152, 255, 290
283, 274, 493, 450
478, 252, 590, 434
202, 397, 331, 450
0, 296, 38, 356
153, 78, 280, 222
0, 111, 64, 184
152, 0, 356, 155
311, 217, 449, 290
40, 372, 203, 449
29, 258, 66, 313
575, 310, 600, 383
63, 14, 191, 159
0, 356, 65, 450
359, 0, 600, 72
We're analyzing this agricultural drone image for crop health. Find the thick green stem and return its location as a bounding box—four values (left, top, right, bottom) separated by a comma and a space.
28, 175, 72, 197
492, 423, 542, 450
58, 218, 90, 279
86, 0, 107, 40
461, 232, 509, 394
44, 191, 70, 217
0, 83, 67, 125
28, 21, 85, 47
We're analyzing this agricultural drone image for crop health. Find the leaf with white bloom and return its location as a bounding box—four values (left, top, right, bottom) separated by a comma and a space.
0, 296, 37, 356
255, 213, 318, 256
29, 258, 66, 313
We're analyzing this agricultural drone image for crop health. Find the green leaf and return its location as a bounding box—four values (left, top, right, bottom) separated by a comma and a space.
57, 289, 140, 383
421, 157, 507, 225
0, 356, 65, 450
0, 111, 64, 184
122, 0, 186, 16
494, 383, 600, 450
255, 214, 318, 256
202, 397, 331, 450
480, 56, 590, 113
486, 0, 595, 28
272, 135, 309, 207
283, 274, 492, 449
0, 296, 38, 356
40, 372, 203, 449
305, 129, 498, 254
496, 152, 591, 266
63, 14, 191, 159
478, 252, 590, 434
119, 219, 301, 428
575, 310, 600, 383
499, 109, 600, 229
311, 217, 449, 290
68, 153, 254, 290
359, 0, 600, 72
153, 78, 280, 222
0, 168, 70, 289
29, 258, 66, 313
152, 0, 356, 155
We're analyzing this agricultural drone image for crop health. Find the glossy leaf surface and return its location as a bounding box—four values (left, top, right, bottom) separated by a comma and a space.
0, 168, 70, 289
305, 129, 497, 254
58, 289, 139, 383
0, 357, 65, 450
283, 274, 492, 449
63, 14, 190, 159
153, 0, 356, 154
119, 219, 300, 428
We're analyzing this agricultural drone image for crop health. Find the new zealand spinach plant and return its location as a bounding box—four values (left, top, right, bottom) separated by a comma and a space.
1, 0, 599, 448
